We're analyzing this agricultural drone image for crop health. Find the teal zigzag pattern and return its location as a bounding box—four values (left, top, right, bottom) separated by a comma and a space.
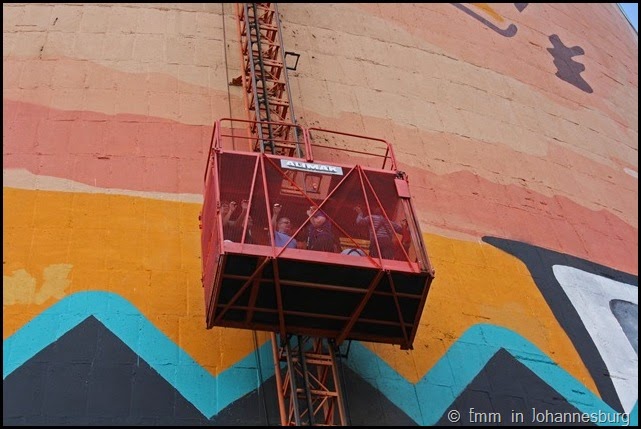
345, 328, 638, 425
3, 291, 275, 418
3, 291, 638, 425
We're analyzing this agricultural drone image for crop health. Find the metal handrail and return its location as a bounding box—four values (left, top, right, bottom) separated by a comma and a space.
306, 126, 397, 171
204, 118, 401, 185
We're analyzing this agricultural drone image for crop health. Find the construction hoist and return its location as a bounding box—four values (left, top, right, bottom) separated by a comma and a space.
236, 3, 348, 425
201, 3, 434, 425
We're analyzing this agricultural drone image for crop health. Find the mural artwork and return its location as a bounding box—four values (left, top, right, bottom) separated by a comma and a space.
3, 3, 637, 426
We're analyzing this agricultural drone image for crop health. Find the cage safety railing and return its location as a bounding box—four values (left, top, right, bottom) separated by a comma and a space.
199, 116, 435, 351
201, 118, 431, 278
205, 118, 398, 180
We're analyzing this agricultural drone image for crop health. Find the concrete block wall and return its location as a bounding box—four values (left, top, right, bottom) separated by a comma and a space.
4, 3, 637, 425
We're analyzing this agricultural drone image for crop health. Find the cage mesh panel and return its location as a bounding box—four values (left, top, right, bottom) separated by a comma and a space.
263, 156, 310, 248
202, 159, 221, 316
262, 156, 361, 252
245, 158, 270, 245
361, 170, 411, 262
214, 152, 289, 246
202, 145, 432, 346
308, 166, 370, 255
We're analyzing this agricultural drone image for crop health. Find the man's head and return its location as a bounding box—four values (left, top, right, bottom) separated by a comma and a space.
277, 217, 292, 234
221, 200, 230, 215
309, 209, 328, 228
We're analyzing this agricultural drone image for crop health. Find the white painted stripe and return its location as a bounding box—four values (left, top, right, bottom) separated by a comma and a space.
2, 168, 203, 204
553, 265, 638, 414
624, 168, 638, 179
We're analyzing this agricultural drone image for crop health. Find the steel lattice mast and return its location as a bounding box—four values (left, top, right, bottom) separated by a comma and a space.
235, 3, 348, 425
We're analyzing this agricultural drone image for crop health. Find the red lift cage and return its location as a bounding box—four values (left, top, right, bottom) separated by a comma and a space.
200, 118, 435, 349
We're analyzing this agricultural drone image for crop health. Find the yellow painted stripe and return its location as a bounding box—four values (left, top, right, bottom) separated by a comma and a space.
362, 234, 599, 396
3, 187, 271, 376
3, 187, 597, 397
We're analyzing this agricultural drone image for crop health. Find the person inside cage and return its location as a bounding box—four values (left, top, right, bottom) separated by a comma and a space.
220, 200, 235, 240
271, 203, 297, 248
223, 199, 254, 243
395, 218, 412, 259
354, 205, 402, 259
305, 206, 339, 252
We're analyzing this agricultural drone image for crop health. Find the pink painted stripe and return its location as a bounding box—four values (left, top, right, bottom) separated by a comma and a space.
405, 164, 638, 275
4, 99, 637, 274
3, 99, 211, 194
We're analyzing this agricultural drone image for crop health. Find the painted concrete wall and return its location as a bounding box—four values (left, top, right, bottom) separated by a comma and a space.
3, 3, 637, 425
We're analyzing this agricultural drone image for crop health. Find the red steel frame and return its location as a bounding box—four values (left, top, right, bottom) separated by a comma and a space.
201, 118, 434, 347
271, 334, 348, 426
204, 100, 434, 429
